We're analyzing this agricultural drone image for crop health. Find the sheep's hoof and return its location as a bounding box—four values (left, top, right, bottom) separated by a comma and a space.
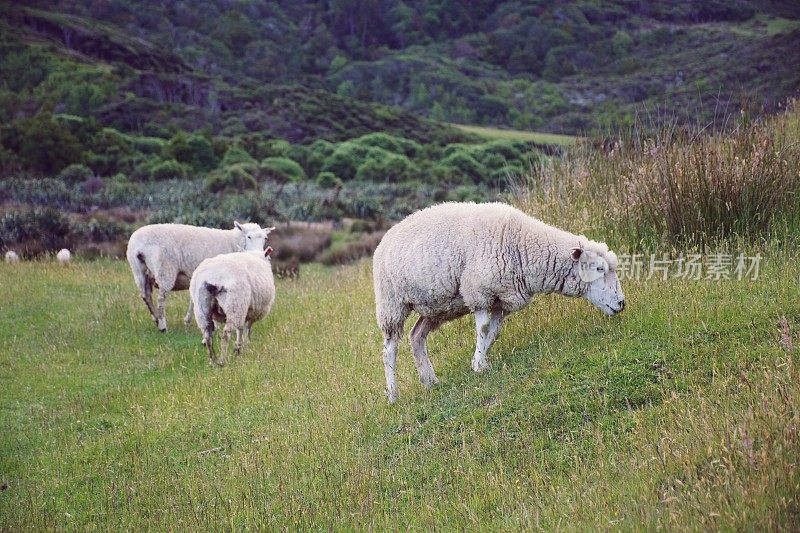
420, 375, 439, 390
386, 387, 399, 404
471, 358, 491, 373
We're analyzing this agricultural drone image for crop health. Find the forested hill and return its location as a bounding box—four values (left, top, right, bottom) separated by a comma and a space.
21, 0, 800, 133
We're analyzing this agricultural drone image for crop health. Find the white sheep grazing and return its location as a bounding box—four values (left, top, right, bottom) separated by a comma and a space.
56, 248, 71, 264
372, 202, 625, 402
190, 246, 276, 366
5, 250, 19, 263
126, 221, 273, 332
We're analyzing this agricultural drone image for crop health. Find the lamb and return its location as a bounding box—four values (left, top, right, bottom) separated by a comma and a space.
190, 246, 276, 366
56, 248, 71, 264
4, 250, 19, 263
372, 202, 625, 403
126, 221, 273, 332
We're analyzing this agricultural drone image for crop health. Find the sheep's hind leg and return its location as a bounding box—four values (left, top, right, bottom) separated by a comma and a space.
217, 325, 233, 367
140, 275, 158, 323
409, 316, 442, 389
234, 327, 244, 356
382, 335, 400, 403
472, 308, 504, 373
183, 300, 194, 326
155, 285, 172, 332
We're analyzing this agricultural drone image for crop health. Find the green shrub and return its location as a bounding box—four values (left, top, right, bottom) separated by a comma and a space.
205, 164, 259, 193
220, 145, 256, 167
259, 157, 306, 183
438, 150, 486, 183
306, 139, 336, 176
57, 163, 93, 183
130, 135, 166, 155
355, 153, 420, 183
165, 132, 217, 172
148, 159, 190, 181
315, 171, 343, 189
351, 132, 421, 157
320, 142, 382, 180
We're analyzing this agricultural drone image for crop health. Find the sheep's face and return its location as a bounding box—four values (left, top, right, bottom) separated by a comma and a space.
235, 221, 275, 251
572, 248, 625, 316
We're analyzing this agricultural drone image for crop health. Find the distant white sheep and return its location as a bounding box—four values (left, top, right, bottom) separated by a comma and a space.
372, 202, 625, 402
126, 221, 273, 332
4, 250, 19, 263
190, 247, 276, 366
56, 248, 71, 264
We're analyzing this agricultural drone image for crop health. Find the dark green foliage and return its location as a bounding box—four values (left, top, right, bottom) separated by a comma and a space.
204, 164, 258, 193
355, 153, 420, 183
56, 163, 93, 183
315, 171, 343, 189
164, 132, 217, 172
220, 145, 256, 167
350, 132, 421, 157
437, 150, 485, 184
259, 157, 306, 183
0, 112, 83, 173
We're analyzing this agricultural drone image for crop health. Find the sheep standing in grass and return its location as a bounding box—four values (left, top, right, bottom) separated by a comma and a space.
56, 249, 71, 265
190, 247, 276, 366
5, 251, 19, 263
126, 222, 273, 332
372, 202, 625, 402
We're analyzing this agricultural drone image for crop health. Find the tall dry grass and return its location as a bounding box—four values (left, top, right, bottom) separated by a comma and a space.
514, 102, 800, 249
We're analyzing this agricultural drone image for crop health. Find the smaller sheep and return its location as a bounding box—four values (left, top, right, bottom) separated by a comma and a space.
4, 250, 19, 263
190, 246, 276, 366
56, 249, 71, 264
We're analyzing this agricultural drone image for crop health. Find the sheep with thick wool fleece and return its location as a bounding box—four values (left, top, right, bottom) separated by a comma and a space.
5, 250, 19, 263
56, 248, 71, 264
372, 201, 625, 403
190, 247, 276, 366
126, 221, 273, 332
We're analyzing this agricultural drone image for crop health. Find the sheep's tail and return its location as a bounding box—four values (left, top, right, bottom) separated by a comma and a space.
127, 249, 151, 291
196, 281, 224, 321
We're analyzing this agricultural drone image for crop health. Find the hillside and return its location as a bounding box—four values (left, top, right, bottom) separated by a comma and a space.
23, 0, 800, 133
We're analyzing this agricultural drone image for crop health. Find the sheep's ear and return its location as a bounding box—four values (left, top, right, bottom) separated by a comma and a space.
265, 226, 276, 234
234, 221, 244, 232
264, 246, 273, 257
570, 247, 583, 261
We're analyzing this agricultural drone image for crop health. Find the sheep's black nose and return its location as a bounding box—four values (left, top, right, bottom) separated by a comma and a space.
618, 300, 625, 310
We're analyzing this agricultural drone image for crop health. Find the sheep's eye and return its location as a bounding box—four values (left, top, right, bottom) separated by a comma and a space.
596, 267, 604, 272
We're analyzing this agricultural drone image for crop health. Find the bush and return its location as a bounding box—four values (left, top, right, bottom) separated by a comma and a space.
165, 132, 217, 172
351, 132, 420, 157
320, 142, 383, 180
315, 171, 343, 189
259, 157, 306, 183
204, 164, 259, 193
355, 153, 420, 183
57, 163, 93, 183
319, 231, 385, 265
438, 150, 486, 183
148, 159, 190, 181
220, 145, 256, 167
0, 207, 71, 252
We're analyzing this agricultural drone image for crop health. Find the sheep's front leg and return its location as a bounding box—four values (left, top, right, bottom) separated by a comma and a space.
472, 309, 504, 372
183, 300, 194, 326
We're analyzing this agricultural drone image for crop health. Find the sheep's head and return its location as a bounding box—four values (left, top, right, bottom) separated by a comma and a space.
570, 244, 625, 316
234, 221, 275, 251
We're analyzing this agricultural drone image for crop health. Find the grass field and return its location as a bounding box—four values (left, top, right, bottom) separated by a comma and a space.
1, 256, 799, 529
451, 124, 580, 146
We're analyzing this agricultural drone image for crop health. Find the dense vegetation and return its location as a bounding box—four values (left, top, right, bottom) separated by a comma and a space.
18, 0, 800, 131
